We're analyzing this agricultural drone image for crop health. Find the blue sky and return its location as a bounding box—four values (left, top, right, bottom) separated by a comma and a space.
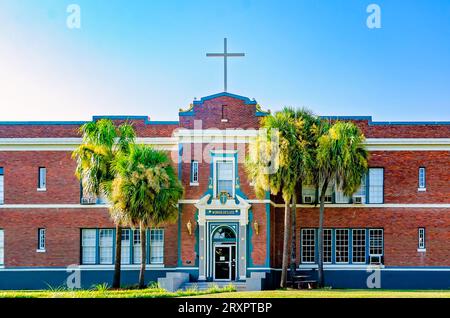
0, 0, 449, 121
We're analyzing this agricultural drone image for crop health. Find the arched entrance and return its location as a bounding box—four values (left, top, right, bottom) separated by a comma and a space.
211, 226, 237, 281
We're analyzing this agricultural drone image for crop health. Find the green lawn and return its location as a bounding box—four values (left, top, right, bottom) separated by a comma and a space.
191, 289, 450, 298
1, 288, 449, 298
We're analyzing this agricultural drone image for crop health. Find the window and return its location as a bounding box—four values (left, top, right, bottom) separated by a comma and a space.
81, 229, 97, 264
99, 229, 113, 264
353, 176, 367, 203
191, 160, 199, 184
352, 229, 366, 263
418, 228, 426, 250
149, 229, 164, 264
133, 230, 141, 264
37, 228, 46, 251
0, 167, 4, 204
368, 168, 384, 203
121, 229, 131, 264
418, 167, 426, 189
301, 229, 316, 263
38, 167, 46, 190
369, 229, 384, 256
323, 229, 332, 263
0, 229, 4, 266
302, 186, 316, 204
216, 160, 234, 197
335, 229, 349, 263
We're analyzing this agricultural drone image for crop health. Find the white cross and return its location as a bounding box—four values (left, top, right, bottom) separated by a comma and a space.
206, 38, 245, 92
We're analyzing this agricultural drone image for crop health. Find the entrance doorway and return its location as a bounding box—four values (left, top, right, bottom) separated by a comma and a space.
214, 244, 236, 281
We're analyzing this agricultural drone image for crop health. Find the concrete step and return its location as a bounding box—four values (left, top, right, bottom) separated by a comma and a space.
182, 281, 247, 291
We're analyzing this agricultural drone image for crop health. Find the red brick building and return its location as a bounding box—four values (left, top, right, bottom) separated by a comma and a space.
0, 92, 449, 289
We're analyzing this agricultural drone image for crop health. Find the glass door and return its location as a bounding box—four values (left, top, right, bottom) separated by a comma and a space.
214, 245, 231, 280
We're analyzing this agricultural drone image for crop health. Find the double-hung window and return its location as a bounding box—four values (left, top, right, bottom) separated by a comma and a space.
133, 230, 141, 264
38, 167, 46, 190
37, 228, 46, 251
369, 229, 384, 256
368, 168, 384, 203
0, 167, 4, 204
191, 161, 199, 184
81, 229, 97, 264
0, 229, 4, 266
323, 229, 332, 263
335, 229, 349, 263
418, 228, 426, 250
99, 229, 113, 264
121, 229, 131, 264
149, 229, 164, 264
418, 167, 426, 190
216, 160, 234, 197
301, 229, 316, 263
352, 229, 366, 263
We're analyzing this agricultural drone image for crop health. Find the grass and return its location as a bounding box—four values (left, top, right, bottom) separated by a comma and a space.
191, 289, 450, 298
0, 283, 236, 298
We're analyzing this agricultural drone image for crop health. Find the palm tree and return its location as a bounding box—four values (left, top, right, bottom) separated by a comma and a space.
314, 121, 369, 287
72, 119, 136, 289
111, 144, 183, 288
245, 109, 299, 288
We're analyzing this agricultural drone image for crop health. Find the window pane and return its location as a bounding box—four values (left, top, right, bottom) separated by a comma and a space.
38, 167, 46, 188
418, 228, 426, 249
419, 168, 426, 188
217, 161, 233, 196
121, 229, 131, 264
38, 229, 46, 250
99, 229, 113, 264
352, 229, 366, 263
150, 229, 164, 264
323, 229, 332, 263
369, 229, 384, 255
191, 161, 199, 183
0, 229, 4, 265
133, 230, 141, 264
0, 175, 4, 204
369, 168, 383, 203
335, 229, 349, 263
301, 229, 315, 263
82, 229, 97, 264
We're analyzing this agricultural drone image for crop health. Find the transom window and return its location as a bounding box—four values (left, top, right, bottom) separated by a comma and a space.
0, 229, 4, 266
352, 229, 366, 263
216, 160, 234, 197
335, 229, 349, 263
301, 229, 316, 263
213, 227, 236, 240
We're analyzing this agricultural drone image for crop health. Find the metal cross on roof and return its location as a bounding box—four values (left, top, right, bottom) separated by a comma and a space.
206, 38, 245, 92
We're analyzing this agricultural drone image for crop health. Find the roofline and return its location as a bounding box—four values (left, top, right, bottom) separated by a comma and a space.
192, 92, 258, 105
0, 116, 179, 126
321, 116, 450, 126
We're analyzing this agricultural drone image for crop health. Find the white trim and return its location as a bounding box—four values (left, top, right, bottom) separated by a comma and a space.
417, 248, 427, 253
37, 188, 46, 192
36, 249, 46, 253
189, 182, 199, 187
418, 188, 427, 192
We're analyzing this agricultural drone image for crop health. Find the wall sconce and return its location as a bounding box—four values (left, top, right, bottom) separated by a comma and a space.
253, 220, 259, 235
186, 220, 193, 236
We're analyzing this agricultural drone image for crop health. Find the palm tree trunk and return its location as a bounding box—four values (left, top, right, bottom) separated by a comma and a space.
317, 180, 329, 288
280, 201, 291, 288
112, 224, 122, 289
289, 192, 297, 284
138, 225, 147, 289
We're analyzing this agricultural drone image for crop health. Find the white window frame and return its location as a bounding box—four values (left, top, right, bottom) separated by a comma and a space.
190, 160, 199, 185
81, 229, 97, 265
133, 229, 141, 264
149, 229, 164, 264
37, 228, 46, 252
335, 229, 349, 264
323, 229, 332, 264
213, 157, 235, 198
369, 229, 384, 257
0, 229, 4, 266
0, 167, 4, 205
99, 229, 114, 265
418, 227, 426, 252
121, 229, 131, 264
418, 167, 426, 191
368, 168, 384, 204
301, 229, 316, 264
38, 167, 46, 191
352, 229, 366, 264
